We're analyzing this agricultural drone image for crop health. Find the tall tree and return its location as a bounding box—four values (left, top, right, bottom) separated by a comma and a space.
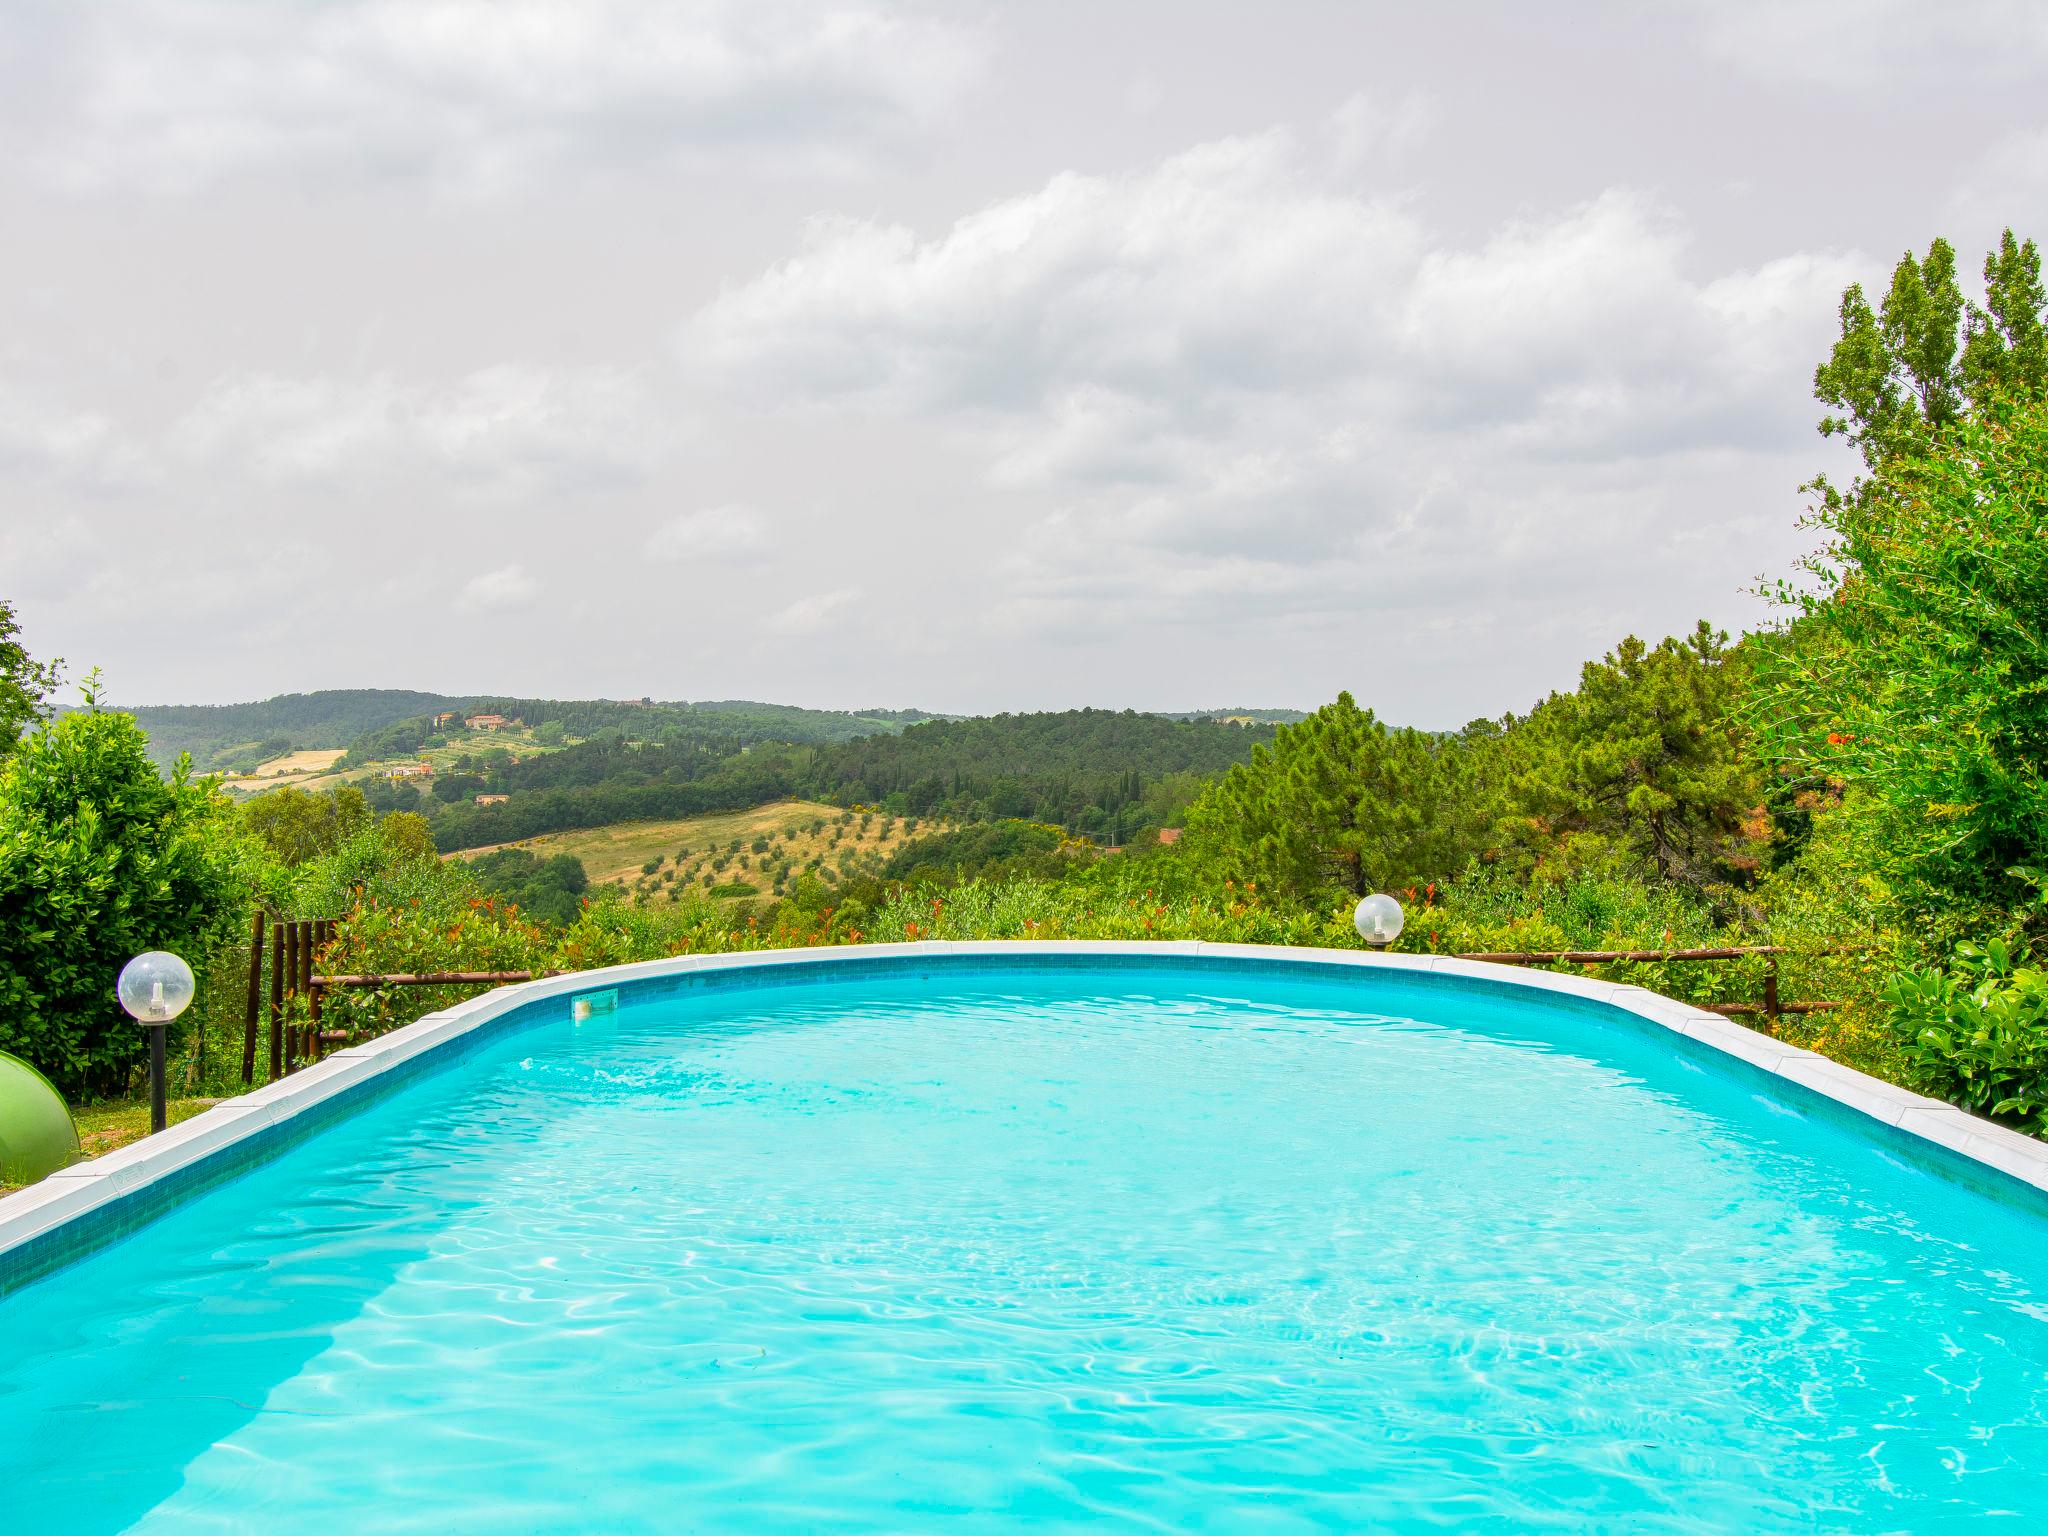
1183, 694, 1476, 902
1761, 392, 2048, 923
1814, 230, 2047, 488
1767, 230, 2048, 926
0, 599, 60, 753
1497, 624, 1761, 889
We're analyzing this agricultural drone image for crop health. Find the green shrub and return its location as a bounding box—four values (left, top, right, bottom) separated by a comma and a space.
709, 880, 758, 898
1759, 392, 2048, 930
0, 706, 252, 1098
1882, 938, 2048, 1135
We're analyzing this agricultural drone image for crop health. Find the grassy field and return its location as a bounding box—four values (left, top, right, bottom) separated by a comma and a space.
221, 725, 575, 798
218, 747, 349, 789
451, 799, 942, 900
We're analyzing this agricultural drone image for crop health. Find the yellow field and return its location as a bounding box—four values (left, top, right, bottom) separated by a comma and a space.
450, 799, 942, 899
219, 748, 350, 789
223, 726, 572, 797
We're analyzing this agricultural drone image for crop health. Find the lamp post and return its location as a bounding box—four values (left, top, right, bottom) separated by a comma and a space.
1354, 892, 1405, 949
118, 952, 195, 1134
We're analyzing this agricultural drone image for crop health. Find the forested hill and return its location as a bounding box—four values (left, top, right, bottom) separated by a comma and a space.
118, 690, 466, 771
109, 688, 942, 772
1162, 708, 1310, 724
796, 709, 1276, 838
343, 697, 937, 765
425, 708, 1279, 851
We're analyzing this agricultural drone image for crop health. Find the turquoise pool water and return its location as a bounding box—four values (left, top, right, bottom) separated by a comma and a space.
4, 965, 2047, 1532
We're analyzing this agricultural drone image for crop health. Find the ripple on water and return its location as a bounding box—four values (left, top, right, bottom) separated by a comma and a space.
3, 975, 2047, 1532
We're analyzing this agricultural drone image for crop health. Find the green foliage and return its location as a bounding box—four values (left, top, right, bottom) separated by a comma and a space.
1499, 624, 1763, 890
1183, 693, 1474, 902
313, 874, 554, 1040
429, 753, 798, 851
0, 702, 251, 1098
242, 784, 374, 867
1760, 392, 2048, 928
882, 819, 1072, 885
801, 708, 1270, 840
1814, 230, 2046, 480
340, 696, 930, 772
1882, 937, 2048, 1134
120, 689, 460, 773
434, 772, 486, 802
0, 599, 60, 753
868, 867, 1349, 948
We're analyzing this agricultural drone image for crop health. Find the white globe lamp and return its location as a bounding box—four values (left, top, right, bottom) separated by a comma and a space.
118, 951, 195, 1133
1353, 892, 1404, 949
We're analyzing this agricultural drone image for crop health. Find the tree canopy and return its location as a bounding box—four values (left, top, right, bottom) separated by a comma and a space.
0, 599, 59, 753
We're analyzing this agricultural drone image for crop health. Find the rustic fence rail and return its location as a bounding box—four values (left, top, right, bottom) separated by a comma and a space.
1452, 943, 1843, 1028
237, 924, 1843, 1084
241, 912, 558, 1082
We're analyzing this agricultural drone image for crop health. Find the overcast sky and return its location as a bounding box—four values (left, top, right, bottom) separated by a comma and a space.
4, 1, 2044, 723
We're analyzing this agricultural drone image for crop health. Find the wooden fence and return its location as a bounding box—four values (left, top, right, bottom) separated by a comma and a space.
240, 912, 342, 1084
1450, 944, 1842, 1028
240, 923, 1839, 1085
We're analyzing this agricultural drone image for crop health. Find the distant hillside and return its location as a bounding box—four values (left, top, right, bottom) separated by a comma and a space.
109, 689, 943, 773
425, 707, 1274, 853
341, 697, 932, 767
115, 690, 468, 772
797, 708, 1275, 841
1163, 708, 1311, 725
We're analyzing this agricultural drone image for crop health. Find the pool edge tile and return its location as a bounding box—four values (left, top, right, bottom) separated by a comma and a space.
7, 939, 2047, 1294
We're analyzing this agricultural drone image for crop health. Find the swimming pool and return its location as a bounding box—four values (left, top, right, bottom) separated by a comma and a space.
4, 947, 2046, 1531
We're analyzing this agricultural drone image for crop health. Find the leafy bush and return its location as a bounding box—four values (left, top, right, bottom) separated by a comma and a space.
1882, 938, 2048, 1135
314, 877, 553, 1039
0, 705, 252, 1098
1760, 384, 2048, 932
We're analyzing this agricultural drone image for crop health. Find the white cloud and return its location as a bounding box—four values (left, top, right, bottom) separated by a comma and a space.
0, 384, 156, 491
16, 0, 986, 194
644, 504, 769, 561
170, 365, 666, 495
681, 129, 1866, 628
457, 564, 540, 611
764, 587, 859, 636
682, 130, 1425, 414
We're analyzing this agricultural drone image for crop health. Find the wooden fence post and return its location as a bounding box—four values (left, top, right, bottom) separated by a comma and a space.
269, 920, 285, 1081
1764, 955, 1781, 1032
298, 920, 316, 1062
242, 909, 265, 1086
313, 918, 335, 1056
286, 921, 302, 1074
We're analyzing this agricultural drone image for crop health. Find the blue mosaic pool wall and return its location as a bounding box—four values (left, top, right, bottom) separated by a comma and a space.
5, 947, 2042, 1298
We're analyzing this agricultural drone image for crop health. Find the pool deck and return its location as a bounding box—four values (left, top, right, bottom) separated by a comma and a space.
4, 941, 2046, 1294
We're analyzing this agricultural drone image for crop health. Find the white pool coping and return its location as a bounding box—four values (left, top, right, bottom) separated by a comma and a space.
4, 940, 2045, 1271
